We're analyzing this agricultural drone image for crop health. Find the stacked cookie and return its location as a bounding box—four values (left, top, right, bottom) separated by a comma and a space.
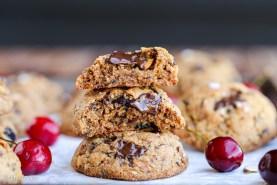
0, 80, 23, 184
71, 47, 188, 180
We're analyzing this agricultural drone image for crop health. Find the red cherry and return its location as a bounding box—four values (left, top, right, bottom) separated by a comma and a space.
259, 150, 277, 184
244, 82, 259, 90
14, 139, 52, 176
27, 116, 60, 146
205, 136, 244, 172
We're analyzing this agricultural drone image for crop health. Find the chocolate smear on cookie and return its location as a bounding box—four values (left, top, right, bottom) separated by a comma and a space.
116, 140, 147, 160
214, 91, 244, 111
107, 49, 157, 70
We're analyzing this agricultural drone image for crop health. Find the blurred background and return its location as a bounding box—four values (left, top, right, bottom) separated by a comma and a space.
0, 0, 276, 91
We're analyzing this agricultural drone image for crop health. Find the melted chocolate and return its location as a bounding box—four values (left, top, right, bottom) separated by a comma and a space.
214, 91, 244, 111
4, 127, 16, 141
112, 93, 161, 114
107, 50, 157, 70
116, 140, 147, 160
135, 122, 159, 133
130, 93, 161, 114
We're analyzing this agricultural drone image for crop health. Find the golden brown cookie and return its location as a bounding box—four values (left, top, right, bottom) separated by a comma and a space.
60, 90, 86, 136
6, 73, 64, 135
74, 87, 186, 137
0, 140, 23, 184
72, 131, 188, 181
175, 82, 277, 152
76, 47, 178, 90
176, 49, 240, 96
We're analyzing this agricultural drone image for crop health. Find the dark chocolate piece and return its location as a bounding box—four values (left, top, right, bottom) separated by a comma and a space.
4, 127, 16, 142
130, 93, 161, 114
116, 140, 147, 160
214, 91, 244, 111
134, 122, 159, 133
190, 64, 204, 72
107, 50, 157, 70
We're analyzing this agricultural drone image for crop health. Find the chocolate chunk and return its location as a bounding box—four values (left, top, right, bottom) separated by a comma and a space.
214, 91, 244, 111
116, 140, 147, 160
134, 122, 159, 133
190, 65, 204, 72
4, 127, 16, 141
130, 93, 161, 114
112, 96, 131, 107
107, 50, 157, 70
260, 79, 277, 108
103, 136, 117, 144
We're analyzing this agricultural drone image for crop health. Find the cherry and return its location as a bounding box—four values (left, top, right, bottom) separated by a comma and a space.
244, 82, 259, 90
27, 116, 60, 146
205, 136, 244, 172
14, 139, 52, 176
259, 150, 277, 185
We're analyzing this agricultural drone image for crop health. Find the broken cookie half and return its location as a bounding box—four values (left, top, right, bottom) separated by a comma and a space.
76, 47, 178, 90
74, 86, 185, 137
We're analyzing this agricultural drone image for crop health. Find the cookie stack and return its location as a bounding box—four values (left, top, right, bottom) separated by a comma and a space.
0, 81, 23, 184
71, 47, 188, 181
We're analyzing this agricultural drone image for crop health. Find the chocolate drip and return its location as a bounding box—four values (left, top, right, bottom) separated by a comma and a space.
116, 140, 147, 160
107, 50, 157, 70
214, 91, 244, 111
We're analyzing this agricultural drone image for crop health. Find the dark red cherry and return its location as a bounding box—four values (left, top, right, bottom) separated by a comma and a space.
27, 116, 59, 146
14, 139, 52, 175
205, 136, 244, 172
244, 82, 259, 90
259, 150, 277, 185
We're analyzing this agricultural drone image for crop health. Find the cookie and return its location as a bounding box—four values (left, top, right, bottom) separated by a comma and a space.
176, 49, 240, 96
0, 80, 13, 116
6, 73, 64, 135
60, 90, 86, 136
0, 117, 17, 142
8, 73, 63, 114
175, 82, 277, 152
74, 87, 186, 137
0, 140, 23, 184
71, 131, 188, 181
76, 47, 178, 90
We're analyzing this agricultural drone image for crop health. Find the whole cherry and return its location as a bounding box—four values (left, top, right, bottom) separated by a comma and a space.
259, 150, 277, 185
14, 139, 52, 175
205, 136, 244, 172
244, 82, 259, 90
27, 116, 59, 146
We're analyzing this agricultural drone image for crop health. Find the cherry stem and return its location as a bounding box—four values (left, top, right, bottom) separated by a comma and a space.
0, 137, 17, 146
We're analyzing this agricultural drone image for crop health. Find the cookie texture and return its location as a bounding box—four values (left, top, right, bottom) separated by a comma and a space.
74, 87, 185, 137
0, 80, 13, 116
0, 140, 23, 184
176, 49, 240, 96
76, 47, 178, 90
175, 82, 277, 152
71, 131, 188, 181
7, 73, 64, 135
60, 90, 86, 136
